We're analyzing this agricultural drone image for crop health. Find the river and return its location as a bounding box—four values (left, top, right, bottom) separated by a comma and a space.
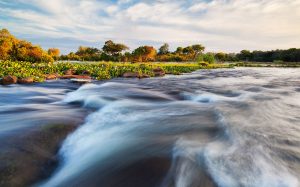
1, 68, 300, 187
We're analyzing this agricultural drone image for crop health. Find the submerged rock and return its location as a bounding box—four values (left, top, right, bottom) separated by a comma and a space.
1, 75, 17, 85
70, 78, 92, 84
139, 74, 150, 79
0, 124, 77, 187
18, 77, 34, 84
60, 75, 91, 79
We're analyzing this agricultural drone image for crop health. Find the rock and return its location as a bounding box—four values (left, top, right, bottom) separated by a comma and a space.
70, 78, 92, 84
123, 72, 140, 78
45, 74, 58, 80
64, 69, 76, 75
0, 123, 78, 187
139, 74, 150, 79
18, 77, 34, 84
1, 75, 17, 85
153, 67, 165, 77
59, 75, 91, 79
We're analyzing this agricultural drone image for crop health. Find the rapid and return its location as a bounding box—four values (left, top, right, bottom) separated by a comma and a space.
1, 68, 300, 187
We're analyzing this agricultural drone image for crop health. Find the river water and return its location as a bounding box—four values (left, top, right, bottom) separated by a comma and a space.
1, 68, 300, 187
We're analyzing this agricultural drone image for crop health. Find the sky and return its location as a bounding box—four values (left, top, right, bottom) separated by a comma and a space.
0, 0, 300, 54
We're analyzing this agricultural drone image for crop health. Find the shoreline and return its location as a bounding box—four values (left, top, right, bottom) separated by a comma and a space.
0, 61, 231, 85
1, 61, 299, 86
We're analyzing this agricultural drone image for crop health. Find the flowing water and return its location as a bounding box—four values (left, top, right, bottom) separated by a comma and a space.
1, 68, 300, 187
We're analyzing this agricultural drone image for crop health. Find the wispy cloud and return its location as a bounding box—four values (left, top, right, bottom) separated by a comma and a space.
0, 0, 299, 53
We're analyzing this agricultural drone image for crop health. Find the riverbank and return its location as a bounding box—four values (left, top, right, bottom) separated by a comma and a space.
0, 61, 231, 85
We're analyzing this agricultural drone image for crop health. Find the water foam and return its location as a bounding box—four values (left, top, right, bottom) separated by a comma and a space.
163, 112, 299, 187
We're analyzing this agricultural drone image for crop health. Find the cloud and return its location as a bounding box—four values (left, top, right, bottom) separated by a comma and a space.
0, 0, 299, 53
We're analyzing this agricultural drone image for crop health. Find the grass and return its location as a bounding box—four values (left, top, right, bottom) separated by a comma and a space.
0, 61, 231, 82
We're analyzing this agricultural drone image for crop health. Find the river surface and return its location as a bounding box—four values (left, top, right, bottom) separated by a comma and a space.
1, 68, 300, 187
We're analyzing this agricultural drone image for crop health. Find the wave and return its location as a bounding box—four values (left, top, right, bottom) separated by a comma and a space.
163, 111, 299, 187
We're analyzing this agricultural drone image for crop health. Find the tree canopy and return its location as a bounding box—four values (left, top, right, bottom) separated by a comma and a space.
0, 29, 54, 63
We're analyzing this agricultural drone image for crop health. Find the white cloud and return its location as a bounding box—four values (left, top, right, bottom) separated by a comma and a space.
0, 0, 299, 53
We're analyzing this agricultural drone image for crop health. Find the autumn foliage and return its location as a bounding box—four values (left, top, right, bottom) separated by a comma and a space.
0, 29, 56, 63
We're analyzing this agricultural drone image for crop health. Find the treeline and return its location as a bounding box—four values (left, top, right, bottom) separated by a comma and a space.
0, 29, 59, 63
58, 43, 300, 63
60, 41, 214, 63
236, 49, 300, 62
1, 28, 299, 63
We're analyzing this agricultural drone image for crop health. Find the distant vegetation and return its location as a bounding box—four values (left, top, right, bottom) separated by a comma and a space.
236, 49, 300, 62
1, 28, 300, 64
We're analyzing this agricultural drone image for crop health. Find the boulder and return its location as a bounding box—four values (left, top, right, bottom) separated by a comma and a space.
18, 77, 34, 84
64, 69, 76, 75
1, 75, 17, 85
59, 75, 91, 79
123, 72, 140, 78
45, 74, 58, 80
153, 67, 165, 77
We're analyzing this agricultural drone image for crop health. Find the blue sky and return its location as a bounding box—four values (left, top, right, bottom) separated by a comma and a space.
0, 0, 299, 54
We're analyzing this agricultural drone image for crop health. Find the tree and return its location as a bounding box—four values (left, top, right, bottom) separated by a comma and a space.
48, 48, 60, 60
192, 44, 205, 55
175, 47, 183, 54
132, 46, 157, 62
158, 43, 169, 55
0, 28, 54, 63
237, 50, 252, 61
183, 46, 194, 55
102, 40, 128, 61
203, 53, 215, 64
215, 52, 226, 62
74, 46, 101, 61
0, 29, 17, 60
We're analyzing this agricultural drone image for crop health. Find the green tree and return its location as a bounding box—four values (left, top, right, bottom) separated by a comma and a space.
191, 44, 205, 55
215, 52, 226, 62
183, 46, 194, 55
158, 43, 169, 55
102, 40, 128, 61
175, 47, 183, 54
237, 50, 252, 61
203, 53, 215, 64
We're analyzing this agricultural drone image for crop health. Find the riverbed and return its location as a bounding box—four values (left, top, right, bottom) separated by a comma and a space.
1, 68, 300, 187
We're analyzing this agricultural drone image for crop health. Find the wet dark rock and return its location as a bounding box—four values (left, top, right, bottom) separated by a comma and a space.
123, 72, 140, 78
18, 77, 34, 84
60, 75, 91, 79
153, 68, 165, 77
1, 75, 17, 85
45, 74, 58, 80
0, 124, 77, 187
